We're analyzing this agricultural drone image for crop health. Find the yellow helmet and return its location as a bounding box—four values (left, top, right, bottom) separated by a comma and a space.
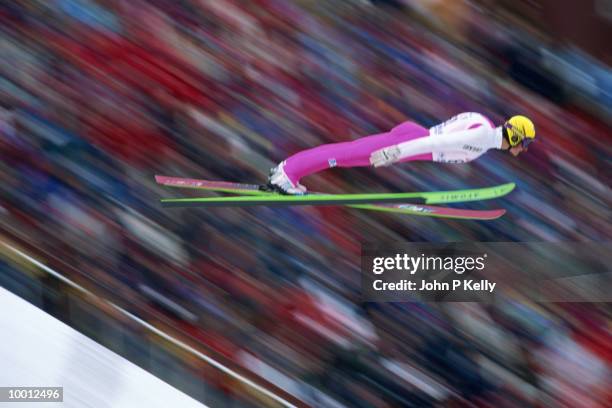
504, 115, 536, 147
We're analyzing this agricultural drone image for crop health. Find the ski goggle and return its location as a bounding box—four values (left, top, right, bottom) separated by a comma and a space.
504, 123, 534, 148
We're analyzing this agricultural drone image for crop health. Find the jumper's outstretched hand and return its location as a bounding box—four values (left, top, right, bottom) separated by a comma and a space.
370, 145, 401, 167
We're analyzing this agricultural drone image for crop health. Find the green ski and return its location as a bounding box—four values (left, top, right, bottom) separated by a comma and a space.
156, 176, 514, 209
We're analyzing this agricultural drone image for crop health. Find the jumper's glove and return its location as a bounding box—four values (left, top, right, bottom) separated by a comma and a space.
370, 145, 401, 167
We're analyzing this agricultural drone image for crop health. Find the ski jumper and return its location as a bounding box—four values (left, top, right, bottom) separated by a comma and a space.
282, 112, 502, 185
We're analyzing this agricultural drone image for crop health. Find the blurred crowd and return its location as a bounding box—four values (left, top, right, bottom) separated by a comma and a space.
1, 0, 611, 407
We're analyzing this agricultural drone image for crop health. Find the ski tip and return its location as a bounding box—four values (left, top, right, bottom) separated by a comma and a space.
444, 208, 506, 221
456, 208, 506, 220
447, 208, 507, 220
486, 208, 506, 220
493, 182, 516, 196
